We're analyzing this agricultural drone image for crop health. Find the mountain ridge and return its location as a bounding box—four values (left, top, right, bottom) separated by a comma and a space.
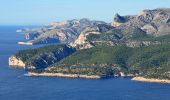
9, 8, 170, 80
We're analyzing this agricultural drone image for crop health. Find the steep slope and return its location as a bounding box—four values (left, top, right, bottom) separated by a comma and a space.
44, 44, 170, 79
112, 8, 170, 36
70, 24, 113, 49
10, 8, 170, 80
10, 34, 170, 79
18, 18, 108, 45
9, 44, 76, 69
45, 45, 132, 76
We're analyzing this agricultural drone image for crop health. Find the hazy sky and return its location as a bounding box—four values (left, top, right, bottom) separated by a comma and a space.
0, 0, 170, 25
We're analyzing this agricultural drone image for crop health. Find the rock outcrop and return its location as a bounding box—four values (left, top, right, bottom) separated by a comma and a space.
9, 56, 26, 68
70, 24, 113, 49
70, 33, 94, 49
112, 8, 170, 36
10, 8, 170, 80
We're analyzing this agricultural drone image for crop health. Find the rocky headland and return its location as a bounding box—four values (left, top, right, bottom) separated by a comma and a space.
9, 8, 170, 82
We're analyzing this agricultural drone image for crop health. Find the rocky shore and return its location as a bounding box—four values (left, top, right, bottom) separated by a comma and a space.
28, 72, 101, 79
132, 77, 170, 84
18, 42, 33, 45
9, 56, 26, 68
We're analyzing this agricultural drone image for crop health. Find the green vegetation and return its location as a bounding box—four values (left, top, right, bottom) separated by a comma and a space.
46, 45, 132, 76
14, 34, 170, 79
127, 44, 170, 79
15, 44, 76, 69
46, 44, 170, 79
86, 27, 148, 42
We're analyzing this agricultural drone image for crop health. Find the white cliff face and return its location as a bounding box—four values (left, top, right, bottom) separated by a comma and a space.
9, 56, 26, 68
70, 30, 103, 50
70, 33, 94, 49
141, 24, 157, 35
72, 34, 87, 45
112, 8, 170, 36
112, 22, 122, 27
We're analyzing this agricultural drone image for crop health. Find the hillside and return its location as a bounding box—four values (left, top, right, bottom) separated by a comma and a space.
41, 44, 170, 79
10, 41, 170, 79
12, 44, 76, 69
112, 8, 170, 36
17, 18, 109, 45
10, 8, 170, 79
17, 8, 170, 46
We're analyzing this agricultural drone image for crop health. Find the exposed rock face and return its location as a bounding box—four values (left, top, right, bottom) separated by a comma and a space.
17, 8, 170, 47
112, 8, 170, 36
112, 14, 123, 27
18, 18, 108, 45
25, 32, 40, 40
9, 56, 26, 68
70, 33, 94, 49
70, 24, 113, 49
141, 24, 157, 35
17, 28, 44, 40
112, 22, 122, 27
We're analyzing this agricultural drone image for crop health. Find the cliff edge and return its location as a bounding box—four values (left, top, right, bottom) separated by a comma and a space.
9, 56, 26, 68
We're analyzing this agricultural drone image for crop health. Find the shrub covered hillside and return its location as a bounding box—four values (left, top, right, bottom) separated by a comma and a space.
128, 44, 170, 79
15, 44, 76, 69
46, 45, 133, 76
45, 44, 170, 79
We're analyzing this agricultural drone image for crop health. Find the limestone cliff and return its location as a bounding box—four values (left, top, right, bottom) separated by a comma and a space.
9, 56, 26, 68
70, 33, 94, 49
18, 18, 108, 45
112, 8, 170, 36
70, 24, 113, 49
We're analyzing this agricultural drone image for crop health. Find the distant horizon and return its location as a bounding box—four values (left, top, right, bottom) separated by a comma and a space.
0, 0, 170, 26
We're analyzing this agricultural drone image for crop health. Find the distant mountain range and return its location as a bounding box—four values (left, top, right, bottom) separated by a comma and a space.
18, 8, 170, 46
10, 8, 170, 80
17, 18, 108, 45
112, 8, 170, 36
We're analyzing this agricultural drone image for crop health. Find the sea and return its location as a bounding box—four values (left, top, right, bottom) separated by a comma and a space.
0, 26, 170, 100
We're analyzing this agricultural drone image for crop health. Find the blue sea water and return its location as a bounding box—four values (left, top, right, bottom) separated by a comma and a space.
0, 26, 170, 100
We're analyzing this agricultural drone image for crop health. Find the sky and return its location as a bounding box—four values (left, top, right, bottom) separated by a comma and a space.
0, 0, 170, 25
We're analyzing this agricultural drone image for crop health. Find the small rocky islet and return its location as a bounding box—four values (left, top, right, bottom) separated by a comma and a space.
9, 8, 170, 82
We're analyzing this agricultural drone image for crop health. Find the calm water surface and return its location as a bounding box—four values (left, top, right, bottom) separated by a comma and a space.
0, 26, 170, 100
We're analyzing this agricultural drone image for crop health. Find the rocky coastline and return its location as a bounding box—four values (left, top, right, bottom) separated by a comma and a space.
132, 77, 170, 84
18, 42, 33, 45
28, 72, 101, 79
8, 56, 26, 68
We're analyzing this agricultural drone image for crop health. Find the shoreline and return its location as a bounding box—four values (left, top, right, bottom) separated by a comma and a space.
132, 76, 170, 84
18, 42, 33, 45
27, 72, 101, 79
27, 73, 170, 83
